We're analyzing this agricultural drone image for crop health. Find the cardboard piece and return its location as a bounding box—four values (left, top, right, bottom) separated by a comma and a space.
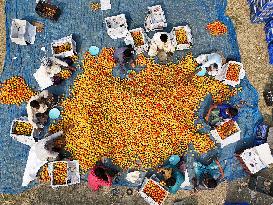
10, 19, 36, 45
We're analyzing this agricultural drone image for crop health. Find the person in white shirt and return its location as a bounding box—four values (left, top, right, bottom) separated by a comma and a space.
148, 32, 175, 61
195, 53, 225, 79
26, 90, 54, 129
22, 131, 63, 186
41, 57, 69, 78
34, 57, 69, 89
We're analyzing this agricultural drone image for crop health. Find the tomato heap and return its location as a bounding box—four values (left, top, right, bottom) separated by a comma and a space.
175, 28, 188, 44
0, 76, 35, 105
206, 21, 228, 36
90, 2, 101, 11
131, 31, 145, 47
59, 48, 236, 171
58, 69, 72, 80
38, 164, 51, 183
53, 162, 68, 185
53, 43, 72, 55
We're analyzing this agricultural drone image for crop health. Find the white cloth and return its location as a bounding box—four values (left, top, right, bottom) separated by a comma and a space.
22, 148, 47, 186
33, 67, 54, 90
180, 169, 191, 189
148, 32, 175, 57
196, 53, 223, 77
100, 0, 111, 10
126, 171, 141, 183
22, 131, 63, 186
255, 143, 273, 166
34, 131, 63, 161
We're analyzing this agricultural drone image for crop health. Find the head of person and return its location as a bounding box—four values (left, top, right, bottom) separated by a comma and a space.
42, 57, 53, 67
35, 112, 48, 122
45, 140, 61, 152
94, 167, 109, 181
207, 63, 218, 72
30, 100, 40, 109
35, 112, 44, 119
226, 107, 238, 118
203, 177, 217, 188
124, 45, 134, 59
165, 177, 176, 188
160, 34, 168, 43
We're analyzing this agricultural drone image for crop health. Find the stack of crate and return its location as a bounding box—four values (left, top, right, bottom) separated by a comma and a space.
265, 19, 273, 64
248, 0, 273, 23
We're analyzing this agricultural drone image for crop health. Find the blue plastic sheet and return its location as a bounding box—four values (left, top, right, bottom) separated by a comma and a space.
0, 0, 262, 194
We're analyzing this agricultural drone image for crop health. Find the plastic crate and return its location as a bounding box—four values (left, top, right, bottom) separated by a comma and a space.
144, 5, 167, 32
35, 1, 61, 21
51, 35, 77, 58
10, 117, 36, 146
48, 160, 80, 188
124, 28, 149, 54
171, 26, 193, 51
105, 14, 129, 39
221, 61, 245, 87
210, 120, 241, 148
139, 178, 168, 205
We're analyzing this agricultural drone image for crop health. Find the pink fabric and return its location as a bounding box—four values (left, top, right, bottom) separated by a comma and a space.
87, 167, 112, 191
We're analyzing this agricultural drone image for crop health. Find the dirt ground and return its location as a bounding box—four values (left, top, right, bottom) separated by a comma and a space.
0, 0, 273, 205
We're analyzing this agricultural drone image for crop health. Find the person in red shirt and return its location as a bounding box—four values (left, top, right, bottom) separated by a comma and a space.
88, 166, 113, 191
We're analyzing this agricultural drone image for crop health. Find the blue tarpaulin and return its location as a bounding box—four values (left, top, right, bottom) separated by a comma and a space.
0, 0, 263, 194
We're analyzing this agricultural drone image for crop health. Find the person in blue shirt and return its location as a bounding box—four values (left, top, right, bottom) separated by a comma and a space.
112, 45, 136, 79
192, 159, 224, 191
165, 170, 185, 194
181, 53, 225, 84
157, 155, 185, 194
113, 45, 135, 68
205, 103, 238, 128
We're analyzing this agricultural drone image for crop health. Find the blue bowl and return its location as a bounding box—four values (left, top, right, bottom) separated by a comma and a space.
89, 46, 100, 56
49, 108, 61, 120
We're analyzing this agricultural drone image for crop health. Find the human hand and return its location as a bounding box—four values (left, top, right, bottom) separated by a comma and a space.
205, 115, 209, 122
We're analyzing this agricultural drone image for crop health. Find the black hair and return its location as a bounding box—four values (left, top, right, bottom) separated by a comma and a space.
94, 167, 109, 181
42, 58, 53, 67
204, 177, 217, 188
45, 140, 61, 152
227, 107, 238, 117
124, 49, 133, 58
160, 34, 168, 43
63, 57, 74, 66
124, 45, 134, 58
127, 44, 133, 50
30, 100, 40, 109
212, 63, 218, 69
35, 113, 43, 118
165, 177, 176, 187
